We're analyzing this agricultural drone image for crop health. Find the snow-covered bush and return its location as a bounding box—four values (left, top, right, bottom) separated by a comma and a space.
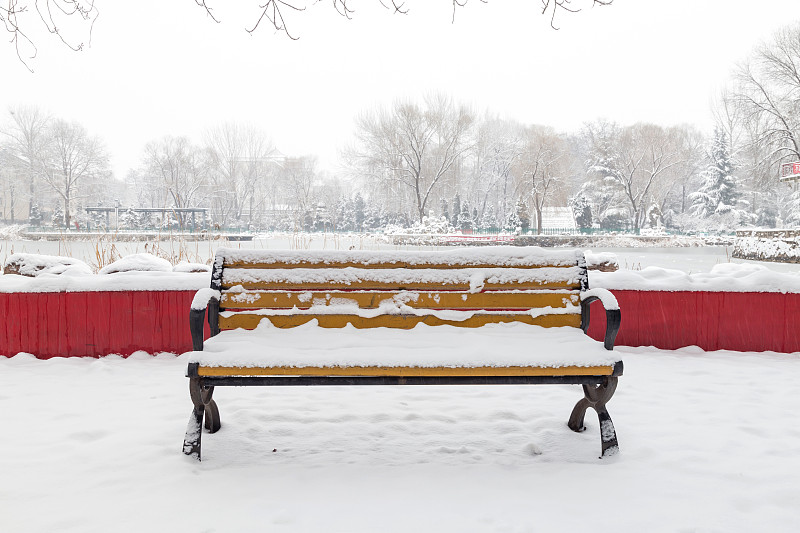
406, 216, 455, 234
173, 262, 211, 273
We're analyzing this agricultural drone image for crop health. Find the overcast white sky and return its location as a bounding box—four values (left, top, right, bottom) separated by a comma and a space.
2, 0, 800, 179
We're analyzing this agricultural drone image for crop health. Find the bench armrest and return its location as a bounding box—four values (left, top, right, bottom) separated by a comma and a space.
580, 288, 621, 350
190, 289, 221, 351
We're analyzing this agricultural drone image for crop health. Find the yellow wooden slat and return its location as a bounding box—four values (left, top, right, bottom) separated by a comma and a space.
221, 291, 580, 310
219, 313, 581, 330
198, 364, 615, 378
224, 260, 575, 270
222, 279, 580, 292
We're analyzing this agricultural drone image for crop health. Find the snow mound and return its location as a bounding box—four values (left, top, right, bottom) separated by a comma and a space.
100, 253, 173, 275
3, 253, 92, 277
584, 250, 619, 271
591, 262, 800, 293
173, 262, 211, 273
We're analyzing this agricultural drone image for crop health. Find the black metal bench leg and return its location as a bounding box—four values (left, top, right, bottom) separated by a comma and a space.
202, 387, 221, 434
183, 404, 204, 459
183, 378, 222, 460
567, 377, 619, 458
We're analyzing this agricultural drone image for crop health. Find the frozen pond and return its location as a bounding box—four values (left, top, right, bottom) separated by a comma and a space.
2, 233, 800, 275
596, 246, 800, 275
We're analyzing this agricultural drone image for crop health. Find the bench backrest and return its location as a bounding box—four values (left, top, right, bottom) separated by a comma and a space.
210, 247, 588, 332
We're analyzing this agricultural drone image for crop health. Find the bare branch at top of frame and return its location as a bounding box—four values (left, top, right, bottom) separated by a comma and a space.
542, 0, 612, 31
194, 0, 221, 23
246, 0, 305, 40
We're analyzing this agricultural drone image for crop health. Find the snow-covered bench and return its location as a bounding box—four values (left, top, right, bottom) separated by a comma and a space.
183, 247, 623, 460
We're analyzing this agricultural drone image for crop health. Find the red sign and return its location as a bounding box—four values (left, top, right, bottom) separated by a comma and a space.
781, 162, 800, 177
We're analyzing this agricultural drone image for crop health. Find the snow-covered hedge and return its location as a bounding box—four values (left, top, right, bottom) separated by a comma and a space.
3, 253, 92, 277
99, 253, 173, 274
385, 216, 455, 235
733, 236, 800, 263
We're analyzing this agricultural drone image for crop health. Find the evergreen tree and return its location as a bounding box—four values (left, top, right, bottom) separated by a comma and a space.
647, 203, 663, 228
480, 205, 497, 230
336, 196, 354, 232
89, 209, 107, 230
459, 201, 473, 230
440, 198, 450, 223
28, 204, 43, 226
52, 204, 64, 227
353, 193, 366, 231
452, 193, 461, 227
504, 206, 522, 232
691, 127, 739, 218
570, 193, 592, 230
363, 203, 382, 231
119, 207, 138, 229
516, 198, 531, 233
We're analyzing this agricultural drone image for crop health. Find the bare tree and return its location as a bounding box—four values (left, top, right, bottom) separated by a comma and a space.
731, 23, 800, 169
351, 94, 474, 222
278, 155, 318, 228
2, 105, 52, 217
468, 116, 523, 225
1, 0, 99, 71
514, 125, 567, 234
141, 136, 209, 226
4, 1, 613, 69
40, 118, 109, 228
204, 122, 276, 227
586, 121, 685, 231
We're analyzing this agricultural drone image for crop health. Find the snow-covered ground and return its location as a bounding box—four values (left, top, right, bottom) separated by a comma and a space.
2, 347, 799, 532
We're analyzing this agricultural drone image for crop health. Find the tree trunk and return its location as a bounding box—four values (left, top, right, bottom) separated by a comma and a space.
64, 195, 71, 229
9, 183, 15, 223
535, 206, 543, 235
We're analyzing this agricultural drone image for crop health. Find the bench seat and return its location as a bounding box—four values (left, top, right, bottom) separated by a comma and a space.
187, 321, 622, 378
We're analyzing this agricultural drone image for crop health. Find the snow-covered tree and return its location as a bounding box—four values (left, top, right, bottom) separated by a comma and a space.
570, 193, 592, 230
458, 201, 473, 231
28, 202, 43, 225
586, 121, 685, 231
439, 197, 450, 223
352, 192, 366, 231
479, 205, 497, 230
691, 128, 741, 218
51, 203, 64, 227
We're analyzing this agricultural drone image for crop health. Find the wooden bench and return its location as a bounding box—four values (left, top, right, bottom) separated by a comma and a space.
183, 247, 622, 460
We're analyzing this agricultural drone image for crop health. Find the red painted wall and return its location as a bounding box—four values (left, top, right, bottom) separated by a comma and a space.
1, 290, 797, 358
586, 290, 800, 353
0, 291, 209, 359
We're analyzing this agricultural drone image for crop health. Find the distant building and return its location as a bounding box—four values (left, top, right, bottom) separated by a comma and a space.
539, 206, 576, 230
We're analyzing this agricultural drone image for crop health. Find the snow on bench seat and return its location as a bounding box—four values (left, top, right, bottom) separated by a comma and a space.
187, 321, 621, 377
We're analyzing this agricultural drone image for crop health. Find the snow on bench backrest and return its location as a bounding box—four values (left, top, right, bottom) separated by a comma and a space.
212, 246, 587, 331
